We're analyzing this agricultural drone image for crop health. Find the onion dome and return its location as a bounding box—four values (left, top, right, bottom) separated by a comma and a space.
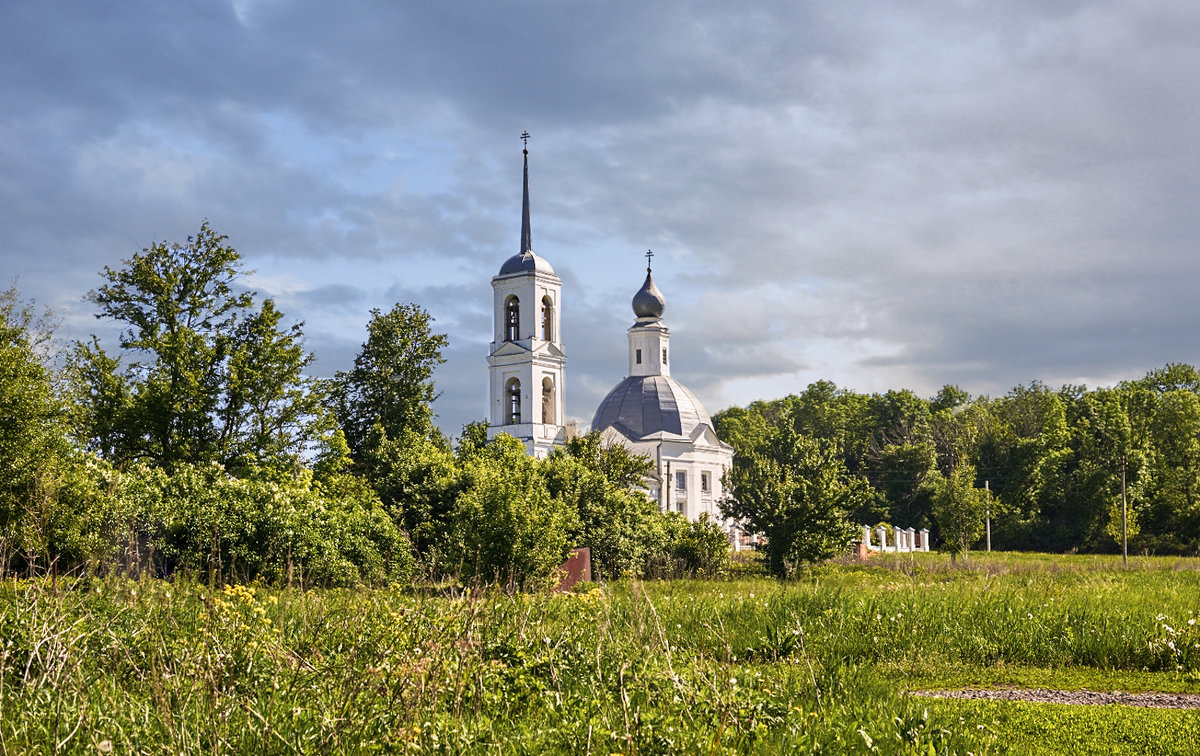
632, 268, 665, 319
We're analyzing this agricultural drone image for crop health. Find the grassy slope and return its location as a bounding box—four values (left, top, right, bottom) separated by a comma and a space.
1, 552, 1197, 753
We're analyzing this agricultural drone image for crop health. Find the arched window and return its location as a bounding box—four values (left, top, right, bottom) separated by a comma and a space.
541, 295, 554, 341
504, 296, 520, 341
505, 378, 522, 424
541, 376, 555, 424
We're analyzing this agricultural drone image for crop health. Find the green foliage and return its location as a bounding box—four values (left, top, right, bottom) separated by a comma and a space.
928, 461, 989, 562
650, 512, 732, 577
329, 302, 448, 461
450, 434, 573, 590
722, 410, 868, 577
362, 426, 457, 558
326, 304, 451, 568
716, 365, 1200, 557
148, 463, 414, 587
544, 432, 661, 581
71, 222, 338, 474
0, 289, 131, 575
454, 420, 491, 462
0, 289, 70, 561
2, 453, 414, 586
0, 279, 409, 587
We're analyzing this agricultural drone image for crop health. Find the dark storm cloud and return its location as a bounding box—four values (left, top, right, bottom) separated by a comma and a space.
4, 0, 1200, 434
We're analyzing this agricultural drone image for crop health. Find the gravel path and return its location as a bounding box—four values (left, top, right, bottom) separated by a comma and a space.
913, 687, 1200, 709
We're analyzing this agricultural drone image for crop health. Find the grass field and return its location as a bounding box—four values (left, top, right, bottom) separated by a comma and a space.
2, 552, 1198, 754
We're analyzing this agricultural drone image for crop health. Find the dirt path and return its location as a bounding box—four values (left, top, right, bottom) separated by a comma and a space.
913, 687, 1200, 709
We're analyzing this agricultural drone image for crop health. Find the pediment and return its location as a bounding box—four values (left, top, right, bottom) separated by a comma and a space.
490, 340, 531, 358
689, 423, 735, 452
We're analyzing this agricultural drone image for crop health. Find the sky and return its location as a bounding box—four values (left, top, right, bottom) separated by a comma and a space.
4, 1, 1200, 439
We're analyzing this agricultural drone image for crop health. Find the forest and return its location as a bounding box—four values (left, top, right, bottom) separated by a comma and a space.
713, 364, 1200, 559
3, 222, 1199, 590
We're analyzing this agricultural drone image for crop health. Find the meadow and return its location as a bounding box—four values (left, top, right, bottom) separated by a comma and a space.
2, 552, 1198, 754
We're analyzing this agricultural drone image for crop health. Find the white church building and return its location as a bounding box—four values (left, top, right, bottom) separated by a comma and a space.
487, 140, 733, 524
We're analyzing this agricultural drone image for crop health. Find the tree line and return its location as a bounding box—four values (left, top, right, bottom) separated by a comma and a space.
1, 223, 726, 587
7, 222, 1197, 586
714, 370, 1200, 573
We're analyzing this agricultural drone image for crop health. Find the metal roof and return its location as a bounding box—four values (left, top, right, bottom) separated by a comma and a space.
498, 249, 556, 276
632, 269, 665, 319
591, 374, 714, 440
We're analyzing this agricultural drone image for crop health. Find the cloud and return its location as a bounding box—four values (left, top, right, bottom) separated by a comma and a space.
3, 0, 1199, 438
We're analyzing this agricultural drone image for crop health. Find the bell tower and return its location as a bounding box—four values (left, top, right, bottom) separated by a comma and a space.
486, 135, 567, 457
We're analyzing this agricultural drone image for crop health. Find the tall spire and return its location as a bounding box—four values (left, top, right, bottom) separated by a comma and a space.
520, 131, 532, 255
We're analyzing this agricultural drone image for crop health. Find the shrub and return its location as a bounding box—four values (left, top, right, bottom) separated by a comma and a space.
645, 512, 731, 578
149, 463, 413, 587
450, 434, 572, 590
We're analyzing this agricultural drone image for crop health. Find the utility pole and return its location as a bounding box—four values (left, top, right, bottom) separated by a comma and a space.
666, 460, 672, 513
1121, 456, 1128, 568
985, 480, 991, 552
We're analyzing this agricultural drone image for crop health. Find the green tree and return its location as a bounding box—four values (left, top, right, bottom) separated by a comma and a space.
863, 389, 938, 526
364, 426, 457, 559
982, 382, 1072, 549
218, 299, 337, 470
330, 303, 448, 461
1142, 389, 1200, 550
1062, 385, 1149, 551
543, 432, 659, 580
0, 290, 158, 576
327, 304, 451, 562
71, 223, 336, 473
0, 289, 65, 507
722, 411, 868, 578
928, 462, 989, 563
450, 434, 573, 590
147, 463, 413, 586
454, 421, 491, 463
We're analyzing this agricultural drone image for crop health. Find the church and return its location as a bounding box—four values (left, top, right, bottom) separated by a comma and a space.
486, 140, 734, 524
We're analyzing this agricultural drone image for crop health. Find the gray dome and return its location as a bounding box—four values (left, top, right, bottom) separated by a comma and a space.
498, 250, 556, 276
632, 269, 665, 319
591, 375, 713, 440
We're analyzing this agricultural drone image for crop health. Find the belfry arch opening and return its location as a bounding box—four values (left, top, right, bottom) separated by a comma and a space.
504, 296, 520, 341
541, 376, 555, 424
505, 377, 522, 424
541, 295, 554, 341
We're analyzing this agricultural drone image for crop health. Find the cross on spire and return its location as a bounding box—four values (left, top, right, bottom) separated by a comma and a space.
645, 249, 654, 271
521, 130, 530, 153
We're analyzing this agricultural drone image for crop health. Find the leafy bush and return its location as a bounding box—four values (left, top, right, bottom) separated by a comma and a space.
449, 434, 572, 590
665, 512, 732, 576
149, 463, 414, 587
543, 436, 660, 581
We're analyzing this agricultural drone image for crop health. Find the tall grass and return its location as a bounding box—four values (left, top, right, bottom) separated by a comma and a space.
2, 554, 1197, 753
